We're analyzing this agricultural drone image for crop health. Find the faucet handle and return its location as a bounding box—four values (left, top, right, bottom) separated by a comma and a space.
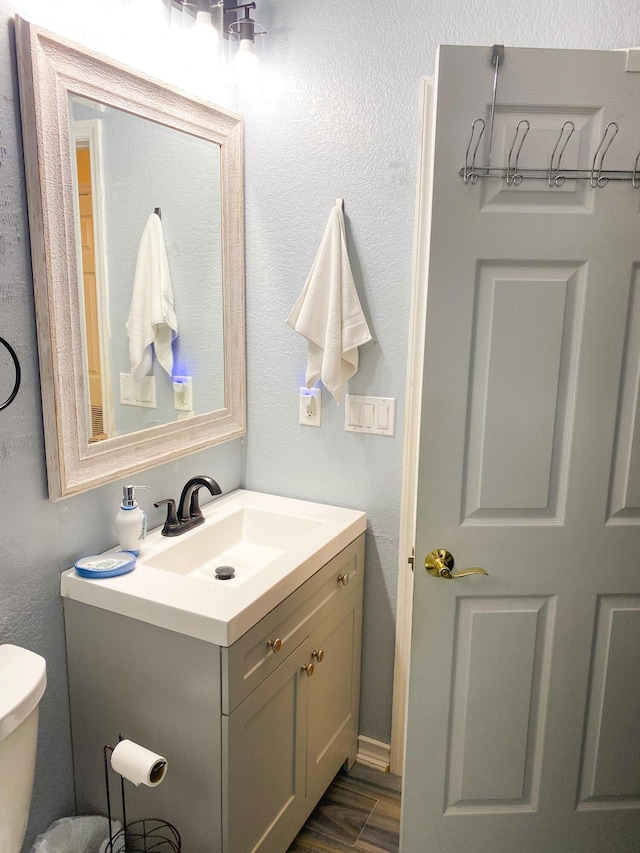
189, 490, 205, 521
154, 498, 181, 537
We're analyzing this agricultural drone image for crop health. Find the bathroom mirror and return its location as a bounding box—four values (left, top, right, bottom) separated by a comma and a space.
15, 17, 246, 500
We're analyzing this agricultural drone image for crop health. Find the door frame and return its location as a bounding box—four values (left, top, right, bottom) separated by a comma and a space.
72, 118, 114, 438
390, 76, 434, 775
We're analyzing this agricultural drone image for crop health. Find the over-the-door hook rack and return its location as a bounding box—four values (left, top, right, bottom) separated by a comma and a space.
459, 46, 640, 189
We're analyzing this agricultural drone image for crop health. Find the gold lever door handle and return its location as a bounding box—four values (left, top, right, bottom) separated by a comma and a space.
425, 549, 488, 580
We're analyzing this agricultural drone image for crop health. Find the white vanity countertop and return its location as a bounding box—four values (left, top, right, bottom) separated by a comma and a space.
60, 489, 366, 647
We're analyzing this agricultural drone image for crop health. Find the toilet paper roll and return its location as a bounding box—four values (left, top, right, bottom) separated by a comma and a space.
110, 739, 167, 787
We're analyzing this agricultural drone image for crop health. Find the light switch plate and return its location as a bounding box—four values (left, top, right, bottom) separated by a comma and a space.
344, 394, 396, 436
120, 373, 156, 408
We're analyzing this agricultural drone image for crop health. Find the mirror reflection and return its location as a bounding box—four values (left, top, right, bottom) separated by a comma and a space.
69, 96, 225, 442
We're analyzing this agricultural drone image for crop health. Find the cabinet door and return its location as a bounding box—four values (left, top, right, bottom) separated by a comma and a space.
305, 582, 363, 804
222, 639, 310, 853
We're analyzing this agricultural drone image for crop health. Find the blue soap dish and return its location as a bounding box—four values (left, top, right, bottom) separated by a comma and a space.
74, 551, 136, 579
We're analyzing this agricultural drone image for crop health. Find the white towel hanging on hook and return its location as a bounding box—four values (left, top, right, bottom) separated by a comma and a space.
286, 199, 371, 404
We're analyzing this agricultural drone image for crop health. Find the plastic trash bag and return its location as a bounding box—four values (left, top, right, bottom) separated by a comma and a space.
30, 817, 122, 853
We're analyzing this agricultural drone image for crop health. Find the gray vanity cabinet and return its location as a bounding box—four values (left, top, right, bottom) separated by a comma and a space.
64, 534, 364, 853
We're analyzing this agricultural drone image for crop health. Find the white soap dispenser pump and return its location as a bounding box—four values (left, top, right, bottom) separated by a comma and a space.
116, 484, 148, 556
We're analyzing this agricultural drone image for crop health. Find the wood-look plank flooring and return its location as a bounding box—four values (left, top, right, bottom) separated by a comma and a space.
288, 765, 402, 853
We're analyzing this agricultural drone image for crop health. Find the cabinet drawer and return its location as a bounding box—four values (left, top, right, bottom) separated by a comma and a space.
222, 534, 364, 714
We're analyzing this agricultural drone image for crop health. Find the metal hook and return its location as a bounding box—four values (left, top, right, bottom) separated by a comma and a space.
463, 118, 485, 184
548, 121, 575, 187
632, 152, 640, 189
590, 122, 619, 188
506, 120, 529, 186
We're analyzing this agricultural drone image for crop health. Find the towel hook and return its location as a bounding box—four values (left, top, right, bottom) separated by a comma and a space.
506, 120, 529, 186
632, 152, 640, 189
335, 198, 344, 210
548, 120, 575, 187
154, 207, 162, 219
0, 337, 21, 411
590, 122, 618, 188
462, 118, 485, 184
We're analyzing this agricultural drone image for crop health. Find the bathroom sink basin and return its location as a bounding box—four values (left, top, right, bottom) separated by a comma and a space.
145, 507, 325, 586
60, 490, 366, 646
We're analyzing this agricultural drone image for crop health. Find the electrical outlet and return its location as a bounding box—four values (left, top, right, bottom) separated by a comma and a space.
299, 387, 321, 426
173, 376, 193, 412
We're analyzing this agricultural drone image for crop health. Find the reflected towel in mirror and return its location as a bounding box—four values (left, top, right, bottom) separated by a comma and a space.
286, 200, 371, 404
126, 212, 178, 383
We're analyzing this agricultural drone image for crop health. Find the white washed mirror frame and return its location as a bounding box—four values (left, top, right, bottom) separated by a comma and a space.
15, 17, 246, 500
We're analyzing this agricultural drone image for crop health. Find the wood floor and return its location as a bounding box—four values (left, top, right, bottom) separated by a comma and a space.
287, 764, 402, 853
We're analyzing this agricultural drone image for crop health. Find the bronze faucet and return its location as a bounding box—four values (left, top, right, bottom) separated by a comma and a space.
154, 475, 222, 536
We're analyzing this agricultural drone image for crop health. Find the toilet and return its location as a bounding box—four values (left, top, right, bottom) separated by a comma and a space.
0, 645, 47, 853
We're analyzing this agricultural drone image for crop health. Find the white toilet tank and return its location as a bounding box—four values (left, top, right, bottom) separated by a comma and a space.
0, 645, 47, 853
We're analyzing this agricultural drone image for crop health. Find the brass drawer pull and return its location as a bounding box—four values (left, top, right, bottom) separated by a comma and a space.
311, 649, 324, 663
267, 638, 282, 653
301, 663, 315, 677
337, 573, 349, 587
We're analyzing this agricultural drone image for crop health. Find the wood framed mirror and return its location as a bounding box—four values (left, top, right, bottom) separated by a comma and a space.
15, 16, 246, 500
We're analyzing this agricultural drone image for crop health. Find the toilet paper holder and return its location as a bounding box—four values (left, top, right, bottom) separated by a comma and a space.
103, 736, 181, 853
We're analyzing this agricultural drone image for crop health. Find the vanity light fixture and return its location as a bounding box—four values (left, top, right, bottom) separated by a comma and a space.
175, 0, 267, 84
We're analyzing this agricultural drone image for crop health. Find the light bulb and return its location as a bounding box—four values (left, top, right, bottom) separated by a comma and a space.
193, 9, 219, 52
234, 39, 258, 81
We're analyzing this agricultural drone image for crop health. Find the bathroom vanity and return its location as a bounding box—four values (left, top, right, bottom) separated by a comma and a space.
61, 490, 365, 852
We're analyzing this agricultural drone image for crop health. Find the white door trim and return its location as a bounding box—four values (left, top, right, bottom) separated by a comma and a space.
389, 76, 435, 775
72, 118, 114, 437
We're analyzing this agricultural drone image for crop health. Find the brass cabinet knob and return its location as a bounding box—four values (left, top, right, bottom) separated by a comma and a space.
301, 663, 315, 677
311, 649, 324, 663
267, 638, 282, 653
425, 549, 488, 580
337, 573, 350, 587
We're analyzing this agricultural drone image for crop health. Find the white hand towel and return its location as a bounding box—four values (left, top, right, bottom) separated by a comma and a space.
286, 200, 371, 404
126, 213, 178, 383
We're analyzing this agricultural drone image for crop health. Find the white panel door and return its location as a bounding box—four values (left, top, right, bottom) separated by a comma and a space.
402, 46, 640, 853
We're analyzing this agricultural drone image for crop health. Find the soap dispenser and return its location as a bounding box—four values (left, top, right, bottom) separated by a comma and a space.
116, 485, 148, 555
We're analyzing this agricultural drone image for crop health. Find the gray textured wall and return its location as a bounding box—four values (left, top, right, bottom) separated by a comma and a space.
1, 0, 639, 850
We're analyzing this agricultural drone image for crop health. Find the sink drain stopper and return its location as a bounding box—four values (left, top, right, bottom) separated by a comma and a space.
215, 565, 235, 580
